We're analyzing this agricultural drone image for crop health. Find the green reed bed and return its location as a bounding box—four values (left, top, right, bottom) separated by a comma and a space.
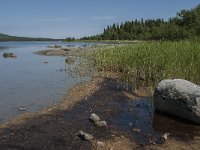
89, 41, 200, 87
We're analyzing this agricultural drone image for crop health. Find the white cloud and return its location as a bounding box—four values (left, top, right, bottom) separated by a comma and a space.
92, 16, 116, 20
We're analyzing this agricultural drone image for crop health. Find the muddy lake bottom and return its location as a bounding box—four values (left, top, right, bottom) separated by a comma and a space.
0, 77, 200, 150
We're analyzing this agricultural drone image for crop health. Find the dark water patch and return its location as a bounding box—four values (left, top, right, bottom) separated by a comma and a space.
153, 112, 200, 141
111, 97, 163, 145
112, 97, 200, 145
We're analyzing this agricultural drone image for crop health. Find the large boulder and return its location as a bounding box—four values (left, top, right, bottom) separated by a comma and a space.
154, 79, 200, 124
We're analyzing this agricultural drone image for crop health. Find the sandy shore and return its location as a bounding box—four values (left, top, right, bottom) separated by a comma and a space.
0, 47, 200, 150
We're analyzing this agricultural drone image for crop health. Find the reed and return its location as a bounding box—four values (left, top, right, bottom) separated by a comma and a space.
88, 41, 200, 87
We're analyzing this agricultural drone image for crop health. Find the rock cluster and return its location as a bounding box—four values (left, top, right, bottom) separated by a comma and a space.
90, 113, 107, 127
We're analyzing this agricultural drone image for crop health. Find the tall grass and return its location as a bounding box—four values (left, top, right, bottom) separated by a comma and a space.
89, 41, 200, 87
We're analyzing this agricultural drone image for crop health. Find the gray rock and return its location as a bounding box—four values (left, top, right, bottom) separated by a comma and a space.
18, 107, 27, 111
96, 120, 107, 127
3, 53, 17, 58
90, 113, 107, 127
162, 133, 170, 141
78, 130, 94, 141
154, 79, 200, 124
90, 113, 100, 123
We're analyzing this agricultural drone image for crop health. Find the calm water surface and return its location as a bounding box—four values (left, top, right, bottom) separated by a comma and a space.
0, 41, 100, 122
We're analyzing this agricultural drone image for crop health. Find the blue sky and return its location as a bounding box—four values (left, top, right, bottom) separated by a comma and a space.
0, 0, 200, 38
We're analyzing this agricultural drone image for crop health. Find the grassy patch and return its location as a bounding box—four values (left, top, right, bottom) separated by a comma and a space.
88, 41, 200, 88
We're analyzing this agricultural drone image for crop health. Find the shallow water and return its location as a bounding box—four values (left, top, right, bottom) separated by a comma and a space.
112, 97, 200, 145
0, 41, 102, 122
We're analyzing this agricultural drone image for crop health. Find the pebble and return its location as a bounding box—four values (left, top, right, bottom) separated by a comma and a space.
97, 141, 105, 147
78, 130, 94, 141
132, 128, 141, 133
96, 121, 107, 127
90, 113, 107, 127
162, 133, 170, 141
90, 113, 100, 123
18, 107, 27, 111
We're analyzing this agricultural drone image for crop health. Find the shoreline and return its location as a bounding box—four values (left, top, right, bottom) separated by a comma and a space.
1, 74, 200, 149
1, 46, 200, 149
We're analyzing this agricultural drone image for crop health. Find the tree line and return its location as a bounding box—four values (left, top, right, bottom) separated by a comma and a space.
80, 4, 200, 41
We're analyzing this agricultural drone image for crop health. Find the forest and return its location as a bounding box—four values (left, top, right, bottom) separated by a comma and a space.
80, 4, 200, 41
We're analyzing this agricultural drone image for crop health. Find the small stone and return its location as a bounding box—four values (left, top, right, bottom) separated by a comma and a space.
90, 113, 100, 123
149, 138, 156, 145
132, 128, 140, 133
78, 130, 94, 141
44, 61, 49, 63
97, 141, 105, 147
96, 121, 107, 127
18, 107, 27, 111
162, 133, 170, 141
129, 122, 133, 126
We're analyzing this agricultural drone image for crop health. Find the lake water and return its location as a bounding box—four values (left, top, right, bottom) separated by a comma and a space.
0, 41, 101, 123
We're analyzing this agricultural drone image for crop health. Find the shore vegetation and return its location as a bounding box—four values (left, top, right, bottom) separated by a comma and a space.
87, 41, 200, 88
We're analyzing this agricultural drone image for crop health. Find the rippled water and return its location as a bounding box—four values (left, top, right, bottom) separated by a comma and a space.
0, 41, 101, 122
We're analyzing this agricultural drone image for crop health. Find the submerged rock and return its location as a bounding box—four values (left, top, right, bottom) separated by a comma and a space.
47, 45, 62, 48
3, 53, 17, 58
154, 79, 200, 124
